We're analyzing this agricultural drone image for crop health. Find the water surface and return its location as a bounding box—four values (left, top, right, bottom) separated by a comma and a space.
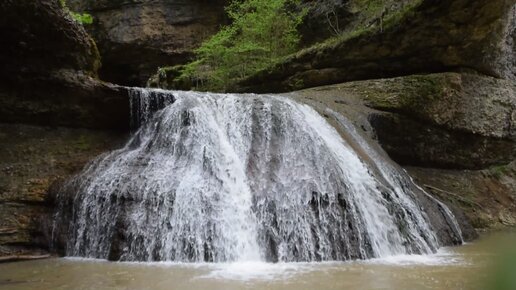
2, 232, 513, 290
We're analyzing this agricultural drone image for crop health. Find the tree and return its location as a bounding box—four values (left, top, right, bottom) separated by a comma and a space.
179, 0, 307, 91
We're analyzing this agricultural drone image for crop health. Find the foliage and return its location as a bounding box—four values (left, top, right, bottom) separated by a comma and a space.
70, 12, 94, 25
289, 0, 422, 61
179, 0, 307, 91
59, 0, 93, 25
491, 164, 510, 179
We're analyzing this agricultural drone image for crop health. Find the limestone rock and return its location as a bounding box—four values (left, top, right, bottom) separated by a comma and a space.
68, 0, 227, 86
406, 161, 516, 229
0, 124, 126, 256
0, 0, 131, 130
238, 0, 516, 93
295, 72, 516, 169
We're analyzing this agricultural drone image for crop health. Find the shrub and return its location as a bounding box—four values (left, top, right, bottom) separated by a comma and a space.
70, 12, 94, 25
179, 0, 307, 91
59, 0, 93, 25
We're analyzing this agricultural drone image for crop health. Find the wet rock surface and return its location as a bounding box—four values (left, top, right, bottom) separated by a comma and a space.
295, 72, 516, 169
0, 123, 126, 257
0, 0, 513, 261
407, 162, 516, 229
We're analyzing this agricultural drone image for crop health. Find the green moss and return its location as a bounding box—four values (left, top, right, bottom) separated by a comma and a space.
70, 12, 94, 25
398, 75, 443, 107
351, 74, 446, 113
59, 0, 94, 25
288, 76, 305, 91
491, 164, 510, 179
349, 0, 386, 16
381, 0, 421, 30
75, 135, 93, 151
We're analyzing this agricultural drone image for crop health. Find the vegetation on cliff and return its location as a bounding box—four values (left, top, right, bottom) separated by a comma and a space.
152, 0, 307, 91
148, 0, 422, 91
59, 0, 93, 25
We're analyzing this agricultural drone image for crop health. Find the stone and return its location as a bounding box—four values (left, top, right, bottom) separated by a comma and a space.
0, 0, 132, 257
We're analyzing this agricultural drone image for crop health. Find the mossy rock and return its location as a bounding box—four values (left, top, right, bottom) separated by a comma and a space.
236, 0, 515, 93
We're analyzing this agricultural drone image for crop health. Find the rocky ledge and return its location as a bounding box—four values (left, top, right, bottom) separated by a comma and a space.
294, 72, 516, 228
237, 0, 515, 93
296, 72, 515, 169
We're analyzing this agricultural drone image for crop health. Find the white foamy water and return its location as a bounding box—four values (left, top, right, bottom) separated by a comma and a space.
5, 233, 508, 290
53, 89, 463, 263
62, 249, 466, 283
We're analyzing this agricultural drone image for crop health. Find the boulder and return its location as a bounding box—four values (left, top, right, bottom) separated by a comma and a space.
0, 0, 100, 76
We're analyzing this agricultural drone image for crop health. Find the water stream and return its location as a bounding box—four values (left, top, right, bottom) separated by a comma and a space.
51, 89, 463, 263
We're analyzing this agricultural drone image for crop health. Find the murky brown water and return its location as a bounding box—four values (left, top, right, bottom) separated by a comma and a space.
1, 232, 515, 290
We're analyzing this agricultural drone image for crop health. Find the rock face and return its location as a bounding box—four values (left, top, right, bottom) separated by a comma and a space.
148, 0, 423, 91
296, 72, 516, 169
0, 0, 131, 257
0, 0, 512, 259
299, 0, 416, 45
294, 74, 516, 229
407, 162, 516, 229
0, 0, 130, 130
68, 0, 227, 86
0, 124, 126, 257
0, 0, 100, 77
238, 0, 516, 93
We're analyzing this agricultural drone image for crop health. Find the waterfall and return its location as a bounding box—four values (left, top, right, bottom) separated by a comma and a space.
53, 89, 463, 262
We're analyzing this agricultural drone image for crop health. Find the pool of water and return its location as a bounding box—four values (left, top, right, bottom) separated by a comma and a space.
1, 232, 514, 290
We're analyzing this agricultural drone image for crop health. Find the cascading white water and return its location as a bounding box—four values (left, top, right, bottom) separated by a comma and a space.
53, 89, 463, 262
